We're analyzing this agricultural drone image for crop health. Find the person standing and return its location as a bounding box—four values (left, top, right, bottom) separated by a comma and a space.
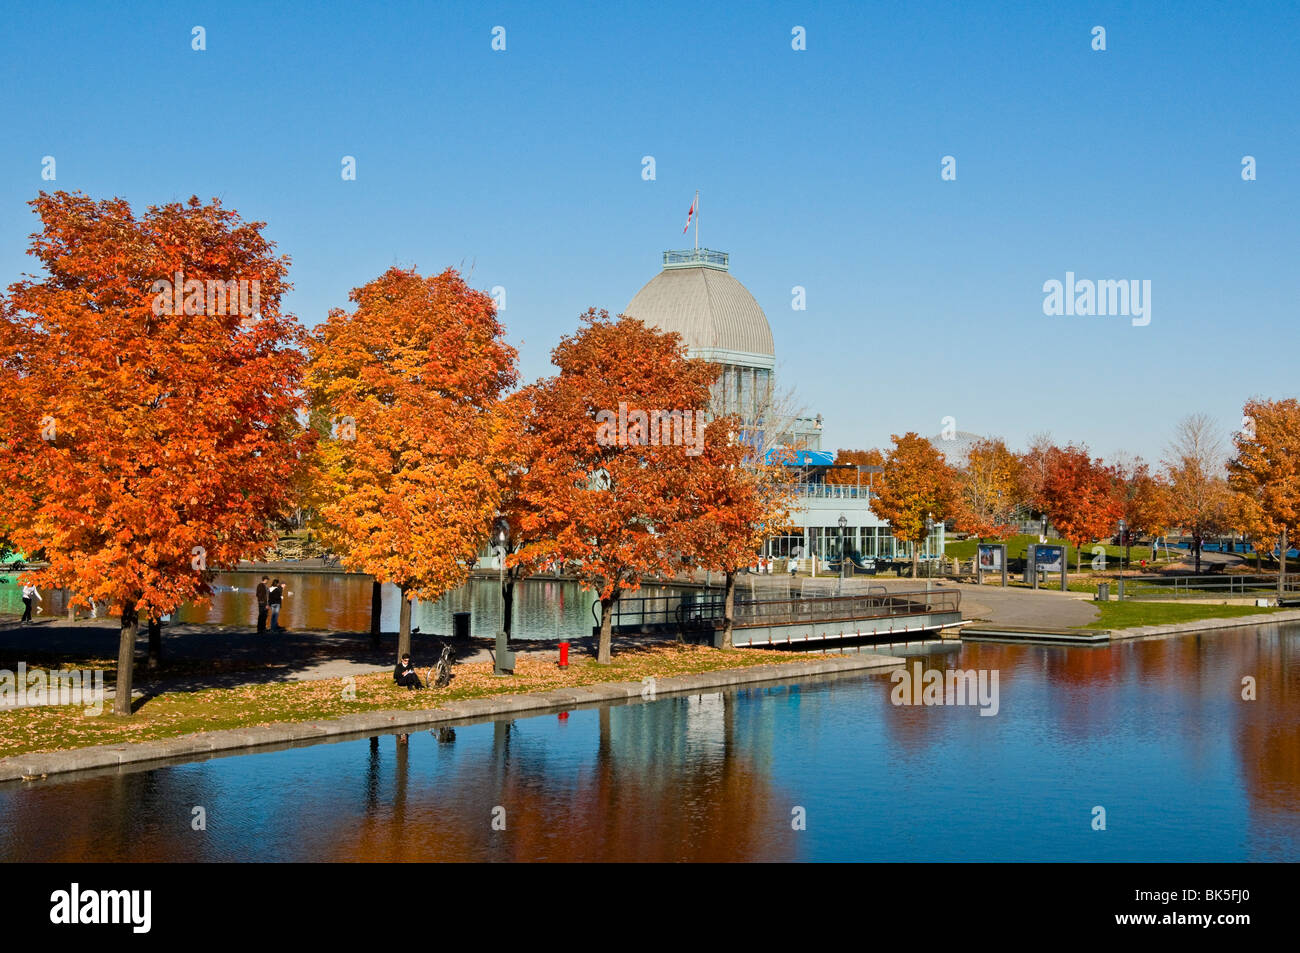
268, 579, 284, 633
20, 582, 41, 623
255, 576, 270, 634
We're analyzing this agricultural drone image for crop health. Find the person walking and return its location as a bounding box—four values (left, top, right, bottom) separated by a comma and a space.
268, 578, 285, 633
255, 576, 270, 634
20, 583, 41, 623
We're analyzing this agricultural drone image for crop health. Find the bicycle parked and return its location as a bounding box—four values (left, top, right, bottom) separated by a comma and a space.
425, 641, 455, 689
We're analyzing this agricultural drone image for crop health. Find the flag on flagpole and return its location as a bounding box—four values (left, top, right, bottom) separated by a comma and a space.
683, 194, 697, 234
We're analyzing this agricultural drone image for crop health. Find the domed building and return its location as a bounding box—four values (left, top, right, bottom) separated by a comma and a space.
625, 248, 775, 421
620, 245, 942, 572
926, 429, 986, 469
624, 248, 820, 449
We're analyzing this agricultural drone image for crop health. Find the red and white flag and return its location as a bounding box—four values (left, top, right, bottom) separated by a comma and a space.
683, 195, 697, 234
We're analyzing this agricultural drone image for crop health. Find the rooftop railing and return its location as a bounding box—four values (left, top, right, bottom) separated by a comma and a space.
794, 482, 873, 500
663, 248, 729, 270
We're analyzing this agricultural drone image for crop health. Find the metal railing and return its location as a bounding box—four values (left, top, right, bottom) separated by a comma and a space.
793, 483, 873, 500
663, 248, 728, 269
1118, 574, 1300, 600
598, 587, 961, 634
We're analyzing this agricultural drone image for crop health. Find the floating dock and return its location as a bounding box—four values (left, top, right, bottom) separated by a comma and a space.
960, 624, 1109, 645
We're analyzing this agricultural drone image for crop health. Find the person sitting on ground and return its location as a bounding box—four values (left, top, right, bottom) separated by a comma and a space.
394, 653, 423, 690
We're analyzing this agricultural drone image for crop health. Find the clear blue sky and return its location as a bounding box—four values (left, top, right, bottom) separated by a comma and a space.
2, 0, 1295, 461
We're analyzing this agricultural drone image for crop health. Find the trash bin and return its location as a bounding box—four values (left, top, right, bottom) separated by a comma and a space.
1096, 583, 1110, 602
452, 612, 471, 640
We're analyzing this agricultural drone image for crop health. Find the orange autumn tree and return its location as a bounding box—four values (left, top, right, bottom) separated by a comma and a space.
675, 422, 795, 649
512, 310, 717, 664
824, 448, 886, 488
870, 432, 959, 578
1229, 398, 1300, 595
1113, 459, 1174, 565
955, 437, 1022, 540
0, 191, 311, 715
305, 267, 517, 663
1041, 444, 1122, 572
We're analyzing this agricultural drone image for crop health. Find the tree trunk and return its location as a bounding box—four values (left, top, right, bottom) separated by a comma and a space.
115, 602, 139, 716
369, 580, 382, 648
1279, 528, 1288, 601
1193, 533, 1202, 574
721, 570, 736, 649
598, 596, 614, 665
147, 618, 162, 670
910, 544, 919, 580
397, 585, 412, 663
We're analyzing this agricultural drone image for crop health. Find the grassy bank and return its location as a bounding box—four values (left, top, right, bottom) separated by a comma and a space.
1086, 601, 1287, 630
0, 644, 827, 760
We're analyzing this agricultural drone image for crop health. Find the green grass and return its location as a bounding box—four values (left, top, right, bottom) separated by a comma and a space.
1086, 601, 1286, 630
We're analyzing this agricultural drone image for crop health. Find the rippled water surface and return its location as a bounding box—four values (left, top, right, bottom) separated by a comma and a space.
2, 623, 1296, 861
1, 573, 690, 641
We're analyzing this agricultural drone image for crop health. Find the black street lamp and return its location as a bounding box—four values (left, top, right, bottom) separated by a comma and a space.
837, 514, 848, 591
492, 516, 515, 676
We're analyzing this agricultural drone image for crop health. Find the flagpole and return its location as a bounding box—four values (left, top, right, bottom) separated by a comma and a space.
694, 190, 700, 251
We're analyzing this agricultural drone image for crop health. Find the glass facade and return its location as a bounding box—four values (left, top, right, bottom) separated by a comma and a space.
711, 365, 772, 421
763, 525, 942, 563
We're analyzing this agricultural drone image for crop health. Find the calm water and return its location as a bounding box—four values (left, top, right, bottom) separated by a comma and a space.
0, 572, 692, 641
2, 624, 1296, 861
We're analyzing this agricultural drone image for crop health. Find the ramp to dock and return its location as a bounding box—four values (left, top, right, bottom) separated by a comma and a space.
605, 587, 963, 648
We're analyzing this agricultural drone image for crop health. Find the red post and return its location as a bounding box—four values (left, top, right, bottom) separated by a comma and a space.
558, 641, 569, 668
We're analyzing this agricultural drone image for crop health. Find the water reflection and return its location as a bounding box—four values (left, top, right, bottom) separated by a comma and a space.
1, 625, 1298, 861
1, 572, 691, 641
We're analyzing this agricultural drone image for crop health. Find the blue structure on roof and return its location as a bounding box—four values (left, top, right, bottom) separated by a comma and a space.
766, 448, 834, 467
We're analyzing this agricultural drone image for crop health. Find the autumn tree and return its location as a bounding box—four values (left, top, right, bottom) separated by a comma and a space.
870, 432, 959, 578
1113, 459, 1174, 565
1229, 398, 1300, 596
490, 388, 546, 643
0, 191, 311, 715
674, 420, 794, 648
1164, 414, 1230, 574
955, 437, 1022, 539
1041, 445, 1122, 572
512, 310, 717, 664
1224, 489, 1276, 573
305, 267, 516, 662
1016, 431, 1058, 516
824, 448, 885, 488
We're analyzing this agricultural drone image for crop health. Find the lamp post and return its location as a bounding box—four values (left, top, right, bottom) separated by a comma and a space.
837, 513, 848, 593
925, 513, 935, 585
492, 516, 516, 676
1118, 518, 1127, 576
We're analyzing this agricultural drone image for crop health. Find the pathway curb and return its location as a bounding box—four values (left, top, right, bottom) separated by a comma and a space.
0, 652, 904, 783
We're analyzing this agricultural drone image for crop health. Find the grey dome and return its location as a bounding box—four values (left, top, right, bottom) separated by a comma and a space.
927, 430, 986, 467
624, 250, 775, 369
